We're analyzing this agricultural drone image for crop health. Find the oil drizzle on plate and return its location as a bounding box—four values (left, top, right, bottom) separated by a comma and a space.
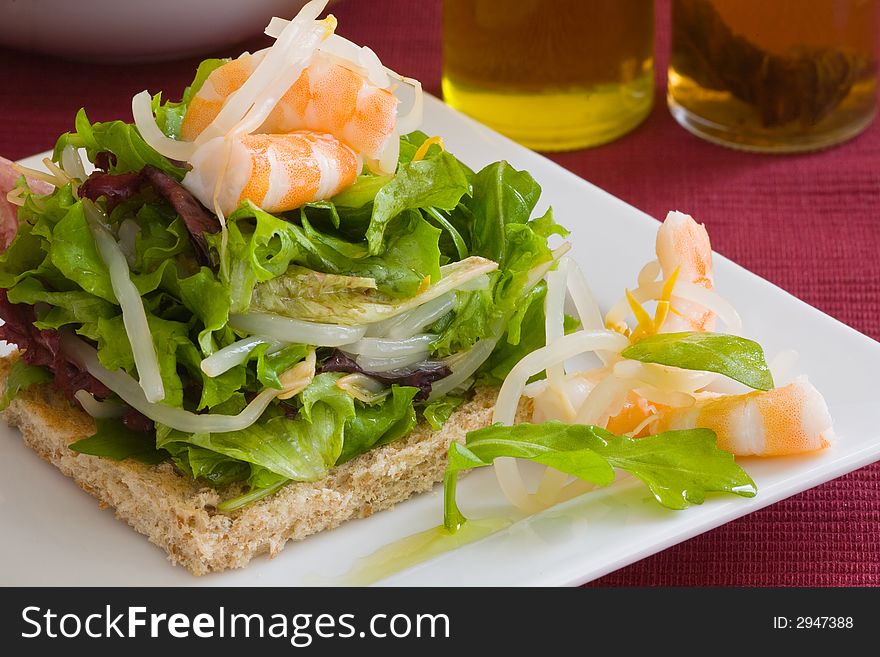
333, 517, 514, 586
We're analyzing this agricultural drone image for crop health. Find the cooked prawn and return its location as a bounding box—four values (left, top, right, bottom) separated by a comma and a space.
605, 210, 737, 338
656, 210, 716, 332
180, 49, 399, 171
652, 377, 833, 456
183, 131, 359, 216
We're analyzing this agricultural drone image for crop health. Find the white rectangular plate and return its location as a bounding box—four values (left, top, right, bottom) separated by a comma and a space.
3, 95, 880, 586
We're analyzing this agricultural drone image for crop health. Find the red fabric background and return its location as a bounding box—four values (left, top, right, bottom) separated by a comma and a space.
0, 0, 878, 586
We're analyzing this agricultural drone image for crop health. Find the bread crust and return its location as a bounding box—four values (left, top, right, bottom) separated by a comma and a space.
0, 352, 503, 575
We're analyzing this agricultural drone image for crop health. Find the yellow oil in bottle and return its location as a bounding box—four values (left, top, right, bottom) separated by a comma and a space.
668, 0, 878, 152
442, 0, 655, 151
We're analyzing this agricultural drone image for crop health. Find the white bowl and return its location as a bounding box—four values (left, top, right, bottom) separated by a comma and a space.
0, 0, 315, 62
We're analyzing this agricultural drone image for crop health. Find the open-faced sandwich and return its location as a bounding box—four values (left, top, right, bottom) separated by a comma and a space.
0, 0, 834, 576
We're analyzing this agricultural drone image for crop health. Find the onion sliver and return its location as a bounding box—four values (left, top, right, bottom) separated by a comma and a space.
201, 336, 283, 377
366, 293, 454, 339
354, 351, 429, 372
228, 313, 365, 347
74, 390, 126, 419
84, 201, 165, 404
566, 261, 604, 332
612, 360, 716, 393
62, 334, 281, 433
427, 338, 498, 401
544, 257, 571, 387
493, 330, 629, 426
61, 145, 87, 181
341, 334, 435, 358
131, 91, 196, 162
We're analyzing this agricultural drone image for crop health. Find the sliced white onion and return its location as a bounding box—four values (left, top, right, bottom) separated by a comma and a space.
74, 389, 126, 419
340, 334, 435, 358
84, 201, 164, 404
566, 261, 604, 332
336, 373, 390, 404
131, 91, 196, 161
61, 145, 87, 181
354, 351, 429, 372
117, 218, 141, 268
366, 292, 454, 339
632, 385, 695, 408
228, 313, 366, 347
493, 330, 629, 426
393, 75, 424, 135
355, 256, 497, 325
544, 257, 571, 386
612, 360, 716, 393
200, 336, 284, 377
62, 334, 280, 433
427, 337, 498, 401
572, 373, 632, 425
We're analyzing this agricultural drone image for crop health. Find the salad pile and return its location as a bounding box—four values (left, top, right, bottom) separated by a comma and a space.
0, 3, 830, 530
0, 90, 567, 511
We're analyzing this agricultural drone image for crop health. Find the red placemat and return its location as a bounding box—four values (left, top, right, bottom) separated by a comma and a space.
0, 0, 878, 586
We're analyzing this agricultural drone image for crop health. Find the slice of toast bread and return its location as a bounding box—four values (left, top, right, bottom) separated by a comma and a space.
0, 352, 504, 575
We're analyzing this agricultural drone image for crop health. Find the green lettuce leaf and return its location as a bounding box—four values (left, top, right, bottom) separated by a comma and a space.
53, 108, 186, 179
0, 360, 52, 411
48, 202, 115, 302
443, 422, 757, 531
338, 384, 419, 464
422, 395, 464, 431
241, 209, 442, 319
622, 332, 774, 391
70, 419, 168, 465
365, 151, 470, 254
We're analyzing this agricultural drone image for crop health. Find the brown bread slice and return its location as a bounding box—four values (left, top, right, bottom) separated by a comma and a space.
0, 353, 505, 575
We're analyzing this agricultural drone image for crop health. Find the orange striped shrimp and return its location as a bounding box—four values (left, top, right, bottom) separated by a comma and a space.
652, 378, 833, 456
182, 131, 359, 216
179, 49, 399, 172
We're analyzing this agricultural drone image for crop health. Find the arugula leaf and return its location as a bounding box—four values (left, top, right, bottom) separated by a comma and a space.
468, 161, 542, 264
365, 151, 470, 254
70, 419, 167, 465
443, 422, 757, 531
622, 332, 774, 391
0, 360, 52, 411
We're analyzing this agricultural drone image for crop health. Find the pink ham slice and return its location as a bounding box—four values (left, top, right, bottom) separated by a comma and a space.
0, 155, 54, 251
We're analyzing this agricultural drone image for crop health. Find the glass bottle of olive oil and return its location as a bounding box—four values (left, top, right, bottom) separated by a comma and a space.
442, 0, 655, 151
668, 0, 878, 152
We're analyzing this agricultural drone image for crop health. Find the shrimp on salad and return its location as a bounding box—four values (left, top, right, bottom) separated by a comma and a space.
492, 210, 833, 514
131, 0, 422, 218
